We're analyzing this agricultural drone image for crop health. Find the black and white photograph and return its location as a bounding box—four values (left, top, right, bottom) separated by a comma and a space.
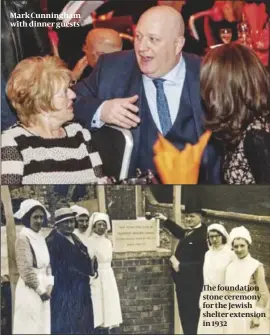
1, 1, 270, 335
1, 185, 270, 335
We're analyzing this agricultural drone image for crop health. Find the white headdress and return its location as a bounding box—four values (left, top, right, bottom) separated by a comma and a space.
89, 212, 111, 233
14, 199, 51, 220
70, 205, 90, 218
208, 223, 229, 243
229, 226, 252, 245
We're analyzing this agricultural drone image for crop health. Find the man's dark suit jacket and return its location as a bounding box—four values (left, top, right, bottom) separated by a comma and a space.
163, 219, 208, 287
74, 50, 222, 183
163, 219, 208, 334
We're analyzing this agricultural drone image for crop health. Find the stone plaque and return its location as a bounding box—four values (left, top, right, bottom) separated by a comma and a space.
112, 219, 157, 252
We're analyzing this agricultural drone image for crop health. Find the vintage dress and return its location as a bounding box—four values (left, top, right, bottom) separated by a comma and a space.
223, 117, 270, 184
244, 129, 270, 184
46, 230, 94, 334
87, 233, 123, 328
224, 254, 270, 334
13, 227, 53, 334
197, 244, 235, 334
73, 228, 90, 246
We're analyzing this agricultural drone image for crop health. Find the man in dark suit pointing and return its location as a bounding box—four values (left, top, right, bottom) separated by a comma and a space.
74, 5, 221, 183
155, 204, 208, 334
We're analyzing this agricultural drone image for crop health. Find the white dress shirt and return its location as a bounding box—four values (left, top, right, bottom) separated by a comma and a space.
142, 55, 186, 134
91, 55, 186, 131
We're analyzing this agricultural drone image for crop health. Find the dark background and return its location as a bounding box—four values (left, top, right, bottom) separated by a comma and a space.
150, 185, 270, 216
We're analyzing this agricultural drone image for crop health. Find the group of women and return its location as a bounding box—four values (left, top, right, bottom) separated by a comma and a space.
198, 223, 269, 334
13, 199, 122, 335
12, 198, 269, 335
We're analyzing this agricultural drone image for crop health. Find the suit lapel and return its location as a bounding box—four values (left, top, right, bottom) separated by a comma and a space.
179, 225, 202, 246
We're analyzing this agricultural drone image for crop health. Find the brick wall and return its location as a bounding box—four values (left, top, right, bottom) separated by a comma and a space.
112, 250, 174, 335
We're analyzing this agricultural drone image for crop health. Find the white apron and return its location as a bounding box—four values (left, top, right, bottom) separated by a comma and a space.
197, 245, 235, 334
13, 227, 52, 334
73, 228, 89, 246
88, 234, 123, 328
225, 254, 270, 334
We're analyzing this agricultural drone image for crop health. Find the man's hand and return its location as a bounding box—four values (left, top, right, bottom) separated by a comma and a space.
100, 95, 140, 129
72, 56, 88, 81
170, 255, 180, 272
250, 316, 260, 329
154, 213, 167, 221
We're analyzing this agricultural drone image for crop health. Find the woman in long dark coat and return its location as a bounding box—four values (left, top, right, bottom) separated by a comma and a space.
46, 207, 95, 335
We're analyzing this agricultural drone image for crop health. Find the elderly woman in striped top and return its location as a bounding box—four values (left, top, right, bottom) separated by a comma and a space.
1, 56, 106, 184
13, 199, 53, 334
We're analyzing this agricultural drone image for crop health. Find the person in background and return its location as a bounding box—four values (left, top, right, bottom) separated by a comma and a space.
159, 0, 213, 55
1, 0, 51, 81
1, 0, 52, 131
1, 78, 17, 131
200, 43, 270, 184
158, 1, 186, 12
46, 207, 95, 335
74, 5, 221, 183
72, 28, 123, 81
197, 223, 235, 334
204, 0, 244, 47
225, 226, 269, 334
87, 212, 123, 334
71, 204, 91, 246
155, 203, 208, 335
1, 56, 105, 184
13, 199, 53, 334
94, 0, 157, 25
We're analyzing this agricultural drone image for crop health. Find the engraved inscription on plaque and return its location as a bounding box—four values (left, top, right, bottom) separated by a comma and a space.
112, 219, 157, 252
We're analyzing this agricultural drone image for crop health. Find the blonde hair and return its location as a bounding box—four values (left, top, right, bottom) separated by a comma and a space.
6, 56, 72, 126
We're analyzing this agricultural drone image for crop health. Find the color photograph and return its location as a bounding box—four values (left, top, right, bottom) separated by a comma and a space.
2, 0, 270, 185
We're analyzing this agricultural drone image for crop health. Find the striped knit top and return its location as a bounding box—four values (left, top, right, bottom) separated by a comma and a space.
1, 122, 105, 184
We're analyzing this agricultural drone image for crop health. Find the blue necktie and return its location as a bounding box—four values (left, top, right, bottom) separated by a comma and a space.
153, 79, 172, 135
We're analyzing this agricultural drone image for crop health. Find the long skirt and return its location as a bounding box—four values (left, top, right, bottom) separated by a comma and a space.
224, 291, 270, 334
91, 262, 122, 328
13, 277, 50, 334
197, 290, 226, 334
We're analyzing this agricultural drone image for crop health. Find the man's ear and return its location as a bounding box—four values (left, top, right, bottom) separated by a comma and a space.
82, 44, 87, 53
175, 36, 185, 54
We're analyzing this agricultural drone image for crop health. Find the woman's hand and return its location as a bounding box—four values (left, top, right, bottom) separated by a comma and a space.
250, 316, 260, 329
40, 293, 51, 301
